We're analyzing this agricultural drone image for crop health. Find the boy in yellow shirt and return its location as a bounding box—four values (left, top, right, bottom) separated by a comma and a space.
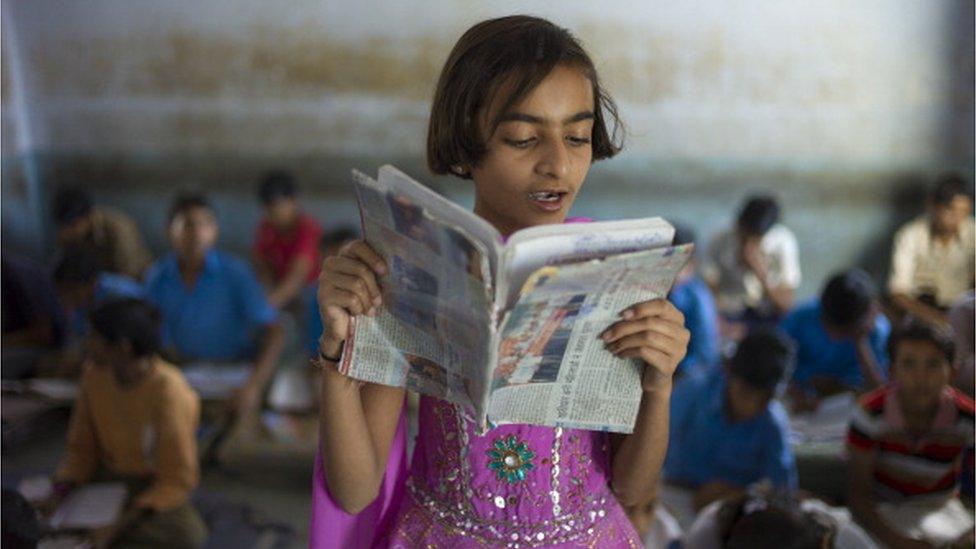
49, 298, 206, 548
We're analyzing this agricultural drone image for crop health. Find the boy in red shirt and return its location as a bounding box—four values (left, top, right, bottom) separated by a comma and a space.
253, 170, 323, 309
847, 319, 974, 547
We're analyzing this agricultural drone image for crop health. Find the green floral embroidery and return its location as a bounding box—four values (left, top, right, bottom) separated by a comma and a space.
487, 435, 535, 483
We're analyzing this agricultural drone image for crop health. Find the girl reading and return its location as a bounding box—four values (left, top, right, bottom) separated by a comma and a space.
311, 15, 690, 548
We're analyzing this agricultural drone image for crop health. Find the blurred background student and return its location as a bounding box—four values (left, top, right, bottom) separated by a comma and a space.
46, 299, 206, 548
51, 186, 153, 280
661, 328, 797, 527
783, 269, 890, 412
253, 170, 324, 311
703, 195, 801, 337
888, 174, 975, 329
847, 320, 974, 548
144, 194, 284, 442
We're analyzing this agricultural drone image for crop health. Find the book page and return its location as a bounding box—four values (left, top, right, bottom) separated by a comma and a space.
48, 483, 127, 530
487, 244, 693, 433
340, 169, 494, 418
497, 218, 675, 310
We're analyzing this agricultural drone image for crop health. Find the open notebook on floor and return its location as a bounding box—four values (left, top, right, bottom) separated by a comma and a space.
48, 483, 128, 530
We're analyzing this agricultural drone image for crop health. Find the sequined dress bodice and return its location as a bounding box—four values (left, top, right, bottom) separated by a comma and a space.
384, 396, 641, 548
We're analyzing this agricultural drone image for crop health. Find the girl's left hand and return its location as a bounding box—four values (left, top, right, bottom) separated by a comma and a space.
601, 299, 689, 392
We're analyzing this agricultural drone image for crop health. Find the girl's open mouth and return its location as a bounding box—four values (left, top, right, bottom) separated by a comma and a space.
527, 190, 568, 213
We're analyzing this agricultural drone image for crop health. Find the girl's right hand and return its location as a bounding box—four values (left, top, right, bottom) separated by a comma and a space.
317, 240, 387, 358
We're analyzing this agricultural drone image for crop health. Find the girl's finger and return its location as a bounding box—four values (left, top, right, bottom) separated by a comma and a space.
607, 330, 679, 358
622, 299, 684, 324
341, 241, 388, 275
601, 317, 684, 344
330, 271, 381, 307
326, 257, 383, 304
618, 347, 672, 371
325, 288, 370, 316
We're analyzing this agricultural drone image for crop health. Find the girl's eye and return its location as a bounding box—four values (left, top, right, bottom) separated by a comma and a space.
567, 135, 592, 147
504, 137, 536, 149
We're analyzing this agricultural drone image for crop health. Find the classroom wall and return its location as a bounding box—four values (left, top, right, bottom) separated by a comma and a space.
1, 0, 972, 299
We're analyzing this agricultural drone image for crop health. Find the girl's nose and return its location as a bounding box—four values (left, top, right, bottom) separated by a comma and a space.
536, 140, 570, 180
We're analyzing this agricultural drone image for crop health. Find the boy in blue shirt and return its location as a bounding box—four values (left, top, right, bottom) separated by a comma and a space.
668, 224, 720, 377
782, 269, 889, 411
664, 328, 798, 513
145, 194, 284, 423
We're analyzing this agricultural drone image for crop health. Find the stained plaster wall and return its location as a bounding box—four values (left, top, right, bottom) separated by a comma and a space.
1, 0, 972, 298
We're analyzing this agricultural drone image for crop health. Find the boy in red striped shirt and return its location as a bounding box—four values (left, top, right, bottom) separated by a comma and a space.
847, 319, 974, 547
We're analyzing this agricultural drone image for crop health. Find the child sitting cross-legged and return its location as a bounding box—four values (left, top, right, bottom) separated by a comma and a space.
847, 319, 975, 548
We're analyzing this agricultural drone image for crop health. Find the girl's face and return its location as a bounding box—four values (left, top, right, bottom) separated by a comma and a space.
470, 64, 595, 236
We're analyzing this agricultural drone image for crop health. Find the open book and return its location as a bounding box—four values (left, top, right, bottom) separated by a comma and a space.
338, 166, 692, 433
48, 482, 128, 530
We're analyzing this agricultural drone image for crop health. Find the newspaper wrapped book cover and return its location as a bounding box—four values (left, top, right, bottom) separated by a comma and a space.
339, 166, 692, 434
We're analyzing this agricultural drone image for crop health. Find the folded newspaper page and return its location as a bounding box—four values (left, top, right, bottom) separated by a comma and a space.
338, 165, 690, 433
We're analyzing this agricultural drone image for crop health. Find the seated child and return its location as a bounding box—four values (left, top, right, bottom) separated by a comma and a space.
783, 269, 890, 410
663, 327, 798, 517
669, 224, 720, 377
703, 194, 801, 327
253, 170, 323, 310
847, 319, 975, 547
51, 186, 153, 279
145, 193, 283, 422
47, 298, 206, 548
889, 173, 974, 328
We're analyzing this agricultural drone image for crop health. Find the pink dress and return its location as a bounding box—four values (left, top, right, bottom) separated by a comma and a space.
310, 217, 641, 547
381, 396, 642, 548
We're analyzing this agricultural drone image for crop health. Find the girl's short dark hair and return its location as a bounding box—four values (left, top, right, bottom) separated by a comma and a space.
888, 318, 956, 365
427, 15, 623, 178
89, 298, 162, 358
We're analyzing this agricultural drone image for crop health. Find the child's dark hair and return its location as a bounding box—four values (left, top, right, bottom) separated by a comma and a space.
320, 226, 359, 252
89, 298, 162, 358
258, 170, 298, 205
821, 268, 876, 327
53, 247, 100, 286
888, 318, 956, 365
930, 173, 973, 205
718, 491, 834, 549
729, 327, 795, 394
737, 194, 780, 237
52, 186, 93, 226
427, 15, 623, 178
167, 193, 215, 224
